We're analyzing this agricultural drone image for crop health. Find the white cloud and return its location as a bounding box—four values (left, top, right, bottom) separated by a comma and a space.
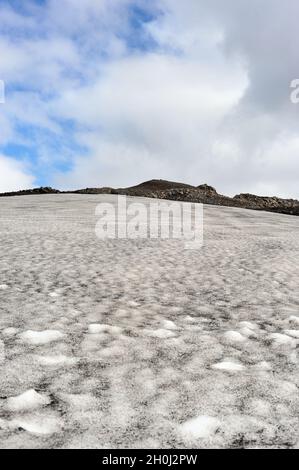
0, 155, 35, 192
52, 53, 247, 189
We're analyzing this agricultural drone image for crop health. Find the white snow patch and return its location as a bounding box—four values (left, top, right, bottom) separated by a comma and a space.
12, 414, 62, 435
144, 328, 176, 339
108, 325, 123, 335
162, 320, 178, 330
268, 333, 297, 347
36, 355, 78, 366
238, 321, 258, 330
288, 316, 299, 326
223, 331, 246, 343
239, 327, 257, 338
20, 330, 66, 345
180, 415, 221, 439
0, 284, 8, 290
48, 292, 59, 298
2, 327, 18, 336
5, 389, 51, 412
283, 329, 299, 339
212, 361, 245, 372
185, 315, 197, 323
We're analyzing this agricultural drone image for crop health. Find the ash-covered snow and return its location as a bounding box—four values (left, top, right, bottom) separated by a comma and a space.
0, 194, 298, 449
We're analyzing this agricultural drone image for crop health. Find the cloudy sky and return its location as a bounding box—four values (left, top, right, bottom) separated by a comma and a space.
0, 0, 298, 197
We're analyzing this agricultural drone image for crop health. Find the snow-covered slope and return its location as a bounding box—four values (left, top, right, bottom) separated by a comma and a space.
0, 194, 298, 448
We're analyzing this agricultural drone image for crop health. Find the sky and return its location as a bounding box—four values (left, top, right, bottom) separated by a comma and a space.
0, 0, 299, 197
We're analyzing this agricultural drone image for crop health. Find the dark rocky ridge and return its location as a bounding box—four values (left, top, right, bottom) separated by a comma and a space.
1, 179, 299, 216
0, 186, 61, 197
120, 179, 194, 193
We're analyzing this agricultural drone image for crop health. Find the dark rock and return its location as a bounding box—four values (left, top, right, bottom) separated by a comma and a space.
0, 187, 60, 197
197, 184, 218, 195
233, 193, 299, 216
118, 179, 195, 196
73, 187, 114, 194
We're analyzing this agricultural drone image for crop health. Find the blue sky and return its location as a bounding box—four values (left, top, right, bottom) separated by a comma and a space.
0, 0, 299, 197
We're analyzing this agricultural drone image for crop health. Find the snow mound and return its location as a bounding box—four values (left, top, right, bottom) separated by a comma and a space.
185, 315, 197, 323
11, 413, 62, 435
283, 329, 299, 339
162, 320, 178, 330
20, 330, 66, 345
239, 327, 257, 338
5, 389, 51, 412
180, 415, 221, 439
144, 328, 176, 339
212, 361, 245, 372
268, 333, 297, 347
0, 284, 8, 290
36, 355, 78, 366
223, 331, 246, 343
288, 316, 299, 325
238, 321, 258, 330
2, 327, 18, 336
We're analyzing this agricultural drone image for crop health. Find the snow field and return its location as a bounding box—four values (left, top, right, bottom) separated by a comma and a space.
0, 194, 298, 448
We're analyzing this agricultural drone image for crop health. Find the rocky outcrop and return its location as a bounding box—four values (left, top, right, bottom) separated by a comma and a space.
233, 193, 299, 216
73, 187, 114, 194
0, 187, 60, 197
197, 184, 218, 195
117, 179, 194, 196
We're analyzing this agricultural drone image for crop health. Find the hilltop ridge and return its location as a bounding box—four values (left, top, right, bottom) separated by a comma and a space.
1, 179, 299, 216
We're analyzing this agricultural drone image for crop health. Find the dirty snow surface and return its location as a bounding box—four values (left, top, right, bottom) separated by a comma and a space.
0, 194, 298, 449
